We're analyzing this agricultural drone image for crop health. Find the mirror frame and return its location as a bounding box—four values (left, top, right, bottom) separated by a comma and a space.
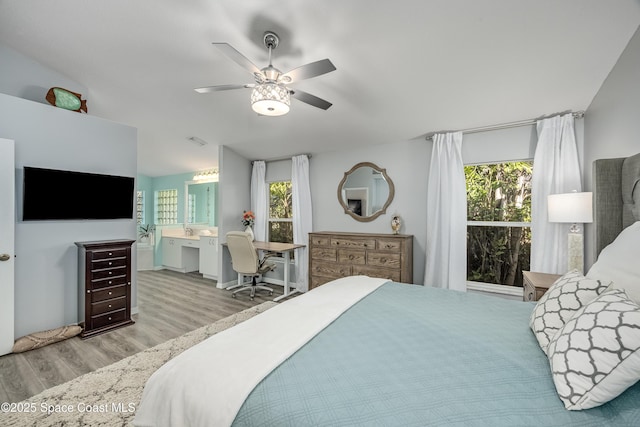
184, 178, 217, 226
337, 161, 395, 222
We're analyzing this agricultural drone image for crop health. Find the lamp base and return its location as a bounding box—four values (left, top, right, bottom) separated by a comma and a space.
567, 232, 584, 273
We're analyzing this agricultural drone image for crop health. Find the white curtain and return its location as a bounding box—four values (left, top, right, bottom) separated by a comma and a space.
250, 161, 268, 241
424, 132, 467, 291
291, 155, 312, 292
531, 114, 582, 274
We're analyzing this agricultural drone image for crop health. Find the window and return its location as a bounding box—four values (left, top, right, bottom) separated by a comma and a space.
465, 162, 532, 287
155, 189, 178, 224
268, 181, 293, 243
136, 190, 145, 225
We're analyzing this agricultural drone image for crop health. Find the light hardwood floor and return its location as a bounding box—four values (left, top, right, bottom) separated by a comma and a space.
0, 269, 283, 403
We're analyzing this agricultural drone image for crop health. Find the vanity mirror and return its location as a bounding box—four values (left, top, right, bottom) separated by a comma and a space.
184, 180, 218, 226
337, 162, 395, 222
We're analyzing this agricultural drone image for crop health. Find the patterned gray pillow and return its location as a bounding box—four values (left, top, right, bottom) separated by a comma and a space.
547, 288, 640, 410
529, 269, 610, 355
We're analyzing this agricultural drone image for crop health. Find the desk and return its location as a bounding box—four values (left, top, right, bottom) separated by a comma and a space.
223, 240, 305, 302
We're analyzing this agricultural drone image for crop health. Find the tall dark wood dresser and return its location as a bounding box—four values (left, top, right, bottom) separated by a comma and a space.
75, 239, 135, 338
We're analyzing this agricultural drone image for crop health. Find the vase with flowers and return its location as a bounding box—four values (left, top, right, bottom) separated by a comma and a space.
242, 210, 255, 240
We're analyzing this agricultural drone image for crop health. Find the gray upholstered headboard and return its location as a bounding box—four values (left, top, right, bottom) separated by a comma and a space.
593, 152, 640, 258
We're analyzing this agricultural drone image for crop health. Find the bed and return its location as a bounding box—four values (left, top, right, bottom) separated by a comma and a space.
133, 152, 640, 427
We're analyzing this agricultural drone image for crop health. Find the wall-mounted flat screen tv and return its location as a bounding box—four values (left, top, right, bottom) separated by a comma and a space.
23, 166, 135, 220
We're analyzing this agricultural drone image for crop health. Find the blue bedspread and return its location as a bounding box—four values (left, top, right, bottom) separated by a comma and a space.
233, 282, 640, 426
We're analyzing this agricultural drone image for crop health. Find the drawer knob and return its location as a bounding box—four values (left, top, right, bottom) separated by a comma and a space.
108, 291, 113, 295
108, 317, 112, 321
109, 272, 112, 275
109, 281, 112, 285
87, 290, 90, 294
108, 304, 112, 308
108, 252, 112, 256
109, 262, 112, 265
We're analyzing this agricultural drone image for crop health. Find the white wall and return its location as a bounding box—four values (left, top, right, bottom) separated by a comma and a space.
583, 26, 640, 267
0, 93, 137, 337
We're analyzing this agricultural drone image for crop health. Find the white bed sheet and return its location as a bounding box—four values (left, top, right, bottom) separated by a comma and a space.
133, 275, 388, 427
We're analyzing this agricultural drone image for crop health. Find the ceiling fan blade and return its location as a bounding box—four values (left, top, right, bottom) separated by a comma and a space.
280, 59, 336, 83
290, 89, 332, 110
194, 84, 254, 94
212, 43, 262, 76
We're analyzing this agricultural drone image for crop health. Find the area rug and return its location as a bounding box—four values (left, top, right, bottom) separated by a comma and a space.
2, 301, 277, 427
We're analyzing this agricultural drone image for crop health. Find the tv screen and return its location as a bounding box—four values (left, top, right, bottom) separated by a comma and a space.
23, 166, 135, 220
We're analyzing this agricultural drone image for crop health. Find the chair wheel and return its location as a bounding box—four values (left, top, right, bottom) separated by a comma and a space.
232, 294, 236, 298
250, 297, 254, 301
269, 291, 273, 296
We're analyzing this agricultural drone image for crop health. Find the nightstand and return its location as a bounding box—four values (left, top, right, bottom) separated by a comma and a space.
522, 271, 562, 302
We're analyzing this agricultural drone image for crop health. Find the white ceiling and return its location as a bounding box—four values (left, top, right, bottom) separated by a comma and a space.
1, 1, 639, 177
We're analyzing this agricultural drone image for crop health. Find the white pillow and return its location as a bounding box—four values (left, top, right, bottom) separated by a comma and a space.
529, 270, 610, 355
547, 288, 640, 410
587, 221, 640, 305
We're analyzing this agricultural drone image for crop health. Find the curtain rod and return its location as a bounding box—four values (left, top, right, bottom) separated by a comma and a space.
251, 154, 312, 164
424, 110, 585, 140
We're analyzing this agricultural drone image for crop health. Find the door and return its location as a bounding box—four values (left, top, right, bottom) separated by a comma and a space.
0, 138, 15, 356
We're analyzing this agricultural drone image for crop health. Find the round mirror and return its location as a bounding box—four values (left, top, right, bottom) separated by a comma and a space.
337, 162, 395, 222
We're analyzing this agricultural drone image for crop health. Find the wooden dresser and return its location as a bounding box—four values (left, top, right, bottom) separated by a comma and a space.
76, 239, 135, 338
308, 232, 413, 289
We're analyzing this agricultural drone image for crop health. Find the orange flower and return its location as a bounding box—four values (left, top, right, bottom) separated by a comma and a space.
242, 210, 255, 226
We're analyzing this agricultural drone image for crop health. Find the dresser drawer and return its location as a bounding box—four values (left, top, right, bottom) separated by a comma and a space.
92, 285, 127, 302
367, 251, 401, 268
376, 239, 403, 251
90, 308, 128, 330
91, 265, 127, 281
523, 281, 536, 302
310, 235, 330, 246
310, 261, 352, 279
352, 265, 401, 282
331, 237, 376, 249
91, 296, 127, 316
92, 257, 127, 271
92, 248, 128, 260
337, 249, 366, 264
311, 247, 337, 261
90, 275, 127, 290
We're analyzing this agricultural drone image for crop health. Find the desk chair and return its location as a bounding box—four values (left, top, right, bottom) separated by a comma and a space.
226, 231, 276, 300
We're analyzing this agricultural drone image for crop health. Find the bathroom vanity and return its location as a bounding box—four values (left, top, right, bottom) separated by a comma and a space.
161, 232, 218, 280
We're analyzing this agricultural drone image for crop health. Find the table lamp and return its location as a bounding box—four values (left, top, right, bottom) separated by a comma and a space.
547, 191, 593, 273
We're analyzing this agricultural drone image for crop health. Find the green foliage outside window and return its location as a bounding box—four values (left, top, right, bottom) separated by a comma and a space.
269, 181, 293, 243
465, 162, 532, 286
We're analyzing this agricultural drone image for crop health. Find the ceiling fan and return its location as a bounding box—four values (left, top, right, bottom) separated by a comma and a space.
195, 31, 336, 116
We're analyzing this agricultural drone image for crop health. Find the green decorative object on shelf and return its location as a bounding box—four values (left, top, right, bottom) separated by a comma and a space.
45, 87, 88, 113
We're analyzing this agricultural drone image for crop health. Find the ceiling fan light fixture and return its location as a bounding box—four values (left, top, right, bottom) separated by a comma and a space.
250, 83, 290, 116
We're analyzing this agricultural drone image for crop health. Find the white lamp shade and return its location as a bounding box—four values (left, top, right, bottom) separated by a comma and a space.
547, 192, 593, 223
250, 83, 290, 116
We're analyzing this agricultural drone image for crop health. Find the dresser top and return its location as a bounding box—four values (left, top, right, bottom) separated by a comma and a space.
310, 231, 412, 238
75, 239, 136, 248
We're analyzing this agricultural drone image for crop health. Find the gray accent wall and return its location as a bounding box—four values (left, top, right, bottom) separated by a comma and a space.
0, 93, 137, 338
584, 25, 640, 268
217, 146, 252, 286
